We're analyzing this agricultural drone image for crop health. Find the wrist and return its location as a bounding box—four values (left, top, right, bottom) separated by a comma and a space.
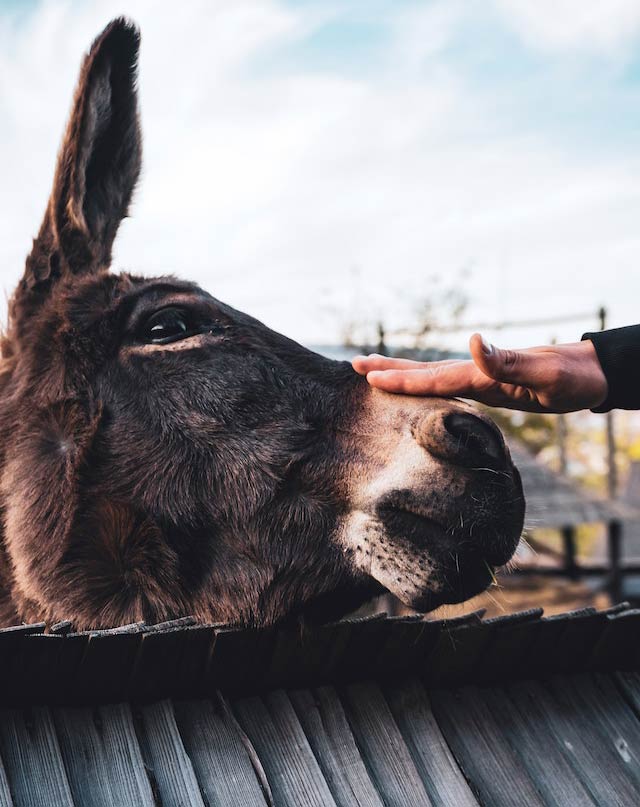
554, 340, 607, 411
582, 325, 640, 412
578, 339, 608, 409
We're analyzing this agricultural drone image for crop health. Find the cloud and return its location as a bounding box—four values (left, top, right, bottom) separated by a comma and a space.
493, 0, 640, 56
1, 0, 639, 352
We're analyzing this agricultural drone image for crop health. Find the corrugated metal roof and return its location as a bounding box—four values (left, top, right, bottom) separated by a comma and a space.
1, 605, 639, 805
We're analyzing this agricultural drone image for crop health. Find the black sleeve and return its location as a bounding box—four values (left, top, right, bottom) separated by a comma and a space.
582, 325, 640, 412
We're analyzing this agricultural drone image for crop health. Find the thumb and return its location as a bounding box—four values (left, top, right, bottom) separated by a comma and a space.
469, 333, 544, 386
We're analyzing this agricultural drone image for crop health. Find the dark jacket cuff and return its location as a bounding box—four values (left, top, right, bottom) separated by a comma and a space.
582, 325, 640, 412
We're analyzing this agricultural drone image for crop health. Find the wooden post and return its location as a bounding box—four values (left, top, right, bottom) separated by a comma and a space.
552, 337, 569, 476
607, 519, 622, 604
561, 525, 579, 580
599, 306, 617, 499
557, 414, 568, 475
376, 322, 386, 355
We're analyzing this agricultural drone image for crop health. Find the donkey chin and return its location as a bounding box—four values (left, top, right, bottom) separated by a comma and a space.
339, 395, 525, 612
0, 18, 524, 631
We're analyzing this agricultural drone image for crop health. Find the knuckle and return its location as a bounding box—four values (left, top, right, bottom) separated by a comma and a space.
547, 359, 564, 388
501, 349, 519, 370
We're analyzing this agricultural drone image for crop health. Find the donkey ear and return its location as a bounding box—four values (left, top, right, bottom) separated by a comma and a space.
24, 18, 141, 289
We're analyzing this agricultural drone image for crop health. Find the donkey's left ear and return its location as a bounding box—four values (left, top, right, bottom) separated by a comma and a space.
24, 18, 142, 288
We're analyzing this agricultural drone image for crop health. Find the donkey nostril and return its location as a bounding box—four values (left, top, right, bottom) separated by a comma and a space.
443, 412, 505, 465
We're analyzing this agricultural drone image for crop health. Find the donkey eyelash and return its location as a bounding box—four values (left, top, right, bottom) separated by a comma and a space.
135, 306, 228, 345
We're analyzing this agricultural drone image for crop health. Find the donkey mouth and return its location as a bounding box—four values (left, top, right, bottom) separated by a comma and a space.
376, 496, 517, 567
369, 488, 522, 611
377, 503, 448, 548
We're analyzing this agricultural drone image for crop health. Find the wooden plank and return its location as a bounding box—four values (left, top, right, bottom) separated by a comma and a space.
549, 603, 630, 675
53, 704, 155, 807
9, 636, 64, 703
0, 626, 46, 704
548, 674, 640, 791
615, 670, 640, 714
174, 698, 268, 807
384, 678, 479, 807
233, 690, 337, 807
430, 687, 545, 807
423, 620, 491, 688
136, 700, 205, 807
128, 629, 186, 702
0, 707, 74, 807
74, 631, 142, 704
507, 679, 639, 807
517, 608, 595, 679
99, 704, 158, 805
474, 685, 597, 806
209, 626, 277, 693
373, 616, 441, 679
173, 625, 216, 698
588, 611, 640, 671
0, 752, 14, 807
48, 634, 89, 705
290, 687, 384, 807
342, 681, 433, 806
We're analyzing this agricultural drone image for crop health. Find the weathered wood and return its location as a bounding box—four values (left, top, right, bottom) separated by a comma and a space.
423, 619, 491, 688
128, 629, 186, 702
136, 700, 205, 807
234, 690, 337, 807
384, 678, 479, 807
100, 704, 157, 804
589, 610, 640, 671
0, 626, 46, 703
174, 625, 216, 697
548, 674, 640, 791
373, 616, 441, 679
54, 704, 155, 807
74, 631, 142, 704
342, 681, 433, 807
0, 707, 74, 807
174, 698, 268, 807
290, 687, 384, 807
209, 626, 277, 693
615, 670, 640, 714
474, 684, 597, 805
10, 636, 65, 703
517, 608, 594, 679
0, 753, 14, 807
430, 687, 545, 807
507, 679, 639, 807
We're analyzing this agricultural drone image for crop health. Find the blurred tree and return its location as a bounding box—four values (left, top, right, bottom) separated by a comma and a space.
335, 266, 471, 353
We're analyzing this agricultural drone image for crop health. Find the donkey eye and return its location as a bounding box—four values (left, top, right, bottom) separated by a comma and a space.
139, 307, 193, 344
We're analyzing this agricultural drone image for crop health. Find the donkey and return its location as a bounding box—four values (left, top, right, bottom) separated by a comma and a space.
0, 19, 524, 630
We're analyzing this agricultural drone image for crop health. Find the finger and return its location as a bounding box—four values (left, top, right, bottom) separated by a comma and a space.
469, 333, 552, 387
352, 354, 426, 374
352, 354, 465, 374
366, 363, 480, 397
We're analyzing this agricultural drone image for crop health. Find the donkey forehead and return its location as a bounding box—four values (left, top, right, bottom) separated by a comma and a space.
64, 273, 209, 316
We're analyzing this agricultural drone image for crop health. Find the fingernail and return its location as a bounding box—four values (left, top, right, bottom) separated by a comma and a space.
352, 355, 367, 361
369, 353, 383, 358
481, 337, 493, 356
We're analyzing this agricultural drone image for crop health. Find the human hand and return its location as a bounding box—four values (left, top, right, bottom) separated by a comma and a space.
352, 334, 608, 413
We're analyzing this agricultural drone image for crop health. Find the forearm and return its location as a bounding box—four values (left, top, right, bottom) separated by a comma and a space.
582, 326, 640, 412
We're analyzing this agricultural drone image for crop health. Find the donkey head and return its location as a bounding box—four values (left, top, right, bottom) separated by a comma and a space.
0, 19, 524, 629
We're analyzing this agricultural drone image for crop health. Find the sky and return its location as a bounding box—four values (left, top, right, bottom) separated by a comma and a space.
1, 0, 640, 352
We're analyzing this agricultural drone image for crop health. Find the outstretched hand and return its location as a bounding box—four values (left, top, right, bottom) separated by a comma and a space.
352, 333, 608, 413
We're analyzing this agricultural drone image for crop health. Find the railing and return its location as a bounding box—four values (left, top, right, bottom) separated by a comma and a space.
510, 520, 640, 603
